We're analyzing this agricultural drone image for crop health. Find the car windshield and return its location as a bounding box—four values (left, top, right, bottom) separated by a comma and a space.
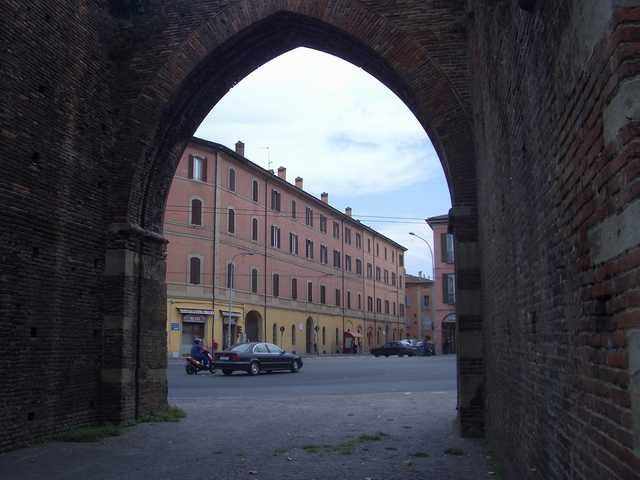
229, 343, 252, 352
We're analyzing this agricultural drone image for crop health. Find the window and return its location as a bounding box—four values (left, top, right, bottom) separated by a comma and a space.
422, 295, 430, 307
291, 325, 296, 345
272, 273, 280, 297
307, 282, 313, 302
367, 296, 373, 312
251, 268, 258, 293
356, 259, 362, 275
291, 278, 298, 300
376, 267, 381, 281
335, 289, 341, 307
347, 291, 351, 309
252, 218, 259, 241
392, 273, 396, 286
367, 263, 373, 279
399, 275, 403, 288
355, 233, 362, 249
319, 215, 327, 233
320, 285, 326, 304
228, 168, 236, 191
376, 298, 382, 313
320, 245, 328, 264
333, 250, 341, 269
227, 208, 235, 234
322, 326, 326, 345
358, 294, 362, 310
384, 269, 389, 284
345, 255, 352, 272
336, 328, 339, 346
443, 273, 456, 304
267, 343, 283, 353
393, 302, 396, 315
252, 180, 259, 202
188, 155, 207, 181
305, 207, 313, 227
384, 247, 387, 260
226, 263, 234, 289
332, 222, 340, 239
190, 198, 202, 226
291, 200, 296, 219
271, 189, 281, 211
305, 239, 314, 259
253, 343, 267, 353
384, 300, 390, 314
367, 238, 371, 252
273, 324, 277, 343
399, 303, 405, 317
345, 228, 351, 244
399, 253, 404, 267
376, 243, 379, 256
270, 225, 281, 248
289, 233, 299, 255
442, 233, 455, 263
189, 257, 201, 285
392, 251, 396, 264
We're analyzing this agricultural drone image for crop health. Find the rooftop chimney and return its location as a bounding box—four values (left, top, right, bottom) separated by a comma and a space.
321, 192, 329, 204
277, 166, 286, 180
295, 177, 303, 189
345, 206, 352, 217
235, 141, 245, 157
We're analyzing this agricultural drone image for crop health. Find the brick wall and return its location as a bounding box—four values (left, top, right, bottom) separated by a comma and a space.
470, 1, 640, 477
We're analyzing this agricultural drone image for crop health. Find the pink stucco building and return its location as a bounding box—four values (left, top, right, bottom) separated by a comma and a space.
164, 137, 408, 356
426, 214, 456, 354
404, 274, 434, 341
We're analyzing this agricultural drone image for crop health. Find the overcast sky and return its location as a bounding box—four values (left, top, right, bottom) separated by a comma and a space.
195, 47, 451, 278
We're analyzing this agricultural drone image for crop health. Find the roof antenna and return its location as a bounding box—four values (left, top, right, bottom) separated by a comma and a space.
261, 146, 271, 170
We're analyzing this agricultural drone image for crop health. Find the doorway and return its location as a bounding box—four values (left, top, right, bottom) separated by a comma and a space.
245, 310, 262, 342
305, 317, 314, 354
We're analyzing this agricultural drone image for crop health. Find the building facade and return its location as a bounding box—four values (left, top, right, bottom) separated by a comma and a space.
426, 215, 456, 354
164, 138, 407, 356
404, 274, 434, 343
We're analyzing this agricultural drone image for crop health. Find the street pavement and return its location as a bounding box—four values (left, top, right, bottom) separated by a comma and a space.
0, 355, 492, 480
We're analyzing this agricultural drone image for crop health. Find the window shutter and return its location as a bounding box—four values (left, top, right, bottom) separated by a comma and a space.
442, 274, 448, 304
201, 157, 207, 182
441, 233, 448, 262
191, 199, 202, 225
188, 156, 194, 179
190, 257, 200, 284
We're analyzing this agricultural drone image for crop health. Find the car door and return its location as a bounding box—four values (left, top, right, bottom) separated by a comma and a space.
252, 343, 270, 367
266, 343, 287, 369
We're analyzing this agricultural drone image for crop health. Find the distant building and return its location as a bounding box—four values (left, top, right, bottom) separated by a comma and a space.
426, 214, 456, 354
405, 274, 434, 342
164, 137, 408, 357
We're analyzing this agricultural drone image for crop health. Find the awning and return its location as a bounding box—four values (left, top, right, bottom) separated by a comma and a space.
344, 331, 363, 338
178, 308, 214, 315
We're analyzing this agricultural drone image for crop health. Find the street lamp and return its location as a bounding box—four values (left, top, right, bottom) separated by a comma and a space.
227, 251, 255, 349
409, 232, 434, 281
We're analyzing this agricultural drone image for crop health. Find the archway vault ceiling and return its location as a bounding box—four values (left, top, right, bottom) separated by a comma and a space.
106, 0, 475, 231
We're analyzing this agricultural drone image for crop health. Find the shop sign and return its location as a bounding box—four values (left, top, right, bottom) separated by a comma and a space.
178, 308, 214, 315
170, 323, 180, 331
183, 315, 206, 323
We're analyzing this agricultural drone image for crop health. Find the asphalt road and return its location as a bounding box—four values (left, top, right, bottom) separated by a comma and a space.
0, 355, 492, 480
169, 354, 458, 400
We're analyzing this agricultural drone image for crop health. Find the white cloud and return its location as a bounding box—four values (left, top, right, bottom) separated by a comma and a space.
195, 47, 440, 197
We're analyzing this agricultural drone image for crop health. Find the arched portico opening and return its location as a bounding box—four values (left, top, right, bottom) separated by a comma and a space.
245, 310, 262, 342
442, 314, 457, 355
102, 0, 481, 438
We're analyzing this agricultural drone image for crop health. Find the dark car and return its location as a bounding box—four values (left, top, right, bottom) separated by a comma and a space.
414, 341, 436, 356
214, 342, 303, 376
370, 341, 416, 357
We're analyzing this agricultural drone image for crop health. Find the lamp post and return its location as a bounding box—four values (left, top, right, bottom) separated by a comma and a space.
227, 251, 254, 349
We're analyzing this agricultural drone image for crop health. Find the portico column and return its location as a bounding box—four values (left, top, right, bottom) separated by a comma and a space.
100, 222, 168, 423
449, 206, 484, 437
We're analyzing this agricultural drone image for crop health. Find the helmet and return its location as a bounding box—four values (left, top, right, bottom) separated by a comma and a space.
193, 338, 202, 345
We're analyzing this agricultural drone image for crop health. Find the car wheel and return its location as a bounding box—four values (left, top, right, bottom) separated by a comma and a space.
374, 354, 380, 357
209, 364, 216, 374
290, 360, 299, 373
222, 369, 233, 376
185, 364, 196, 375
248, 361, 260, 376
385, 354, 389, 357
399, 354, 404, 357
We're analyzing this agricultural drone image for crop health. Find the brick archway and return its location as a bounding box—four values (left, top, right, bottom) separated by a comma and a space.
101, 0, 482, 434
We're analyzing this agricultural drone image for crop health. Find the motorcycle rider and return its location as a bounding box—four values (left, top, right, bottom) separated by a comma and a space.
190, 338, 209, 367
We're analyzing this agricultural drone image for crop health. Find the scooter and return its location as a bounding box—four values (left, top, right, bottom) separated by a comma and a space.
185, 350, 216, 374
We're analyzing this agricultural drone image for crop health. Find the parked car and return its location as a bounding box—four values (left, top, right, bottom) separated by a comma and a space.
371, 341, 416, 357
214, 342, 303, 375
414, 341, 436, 356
